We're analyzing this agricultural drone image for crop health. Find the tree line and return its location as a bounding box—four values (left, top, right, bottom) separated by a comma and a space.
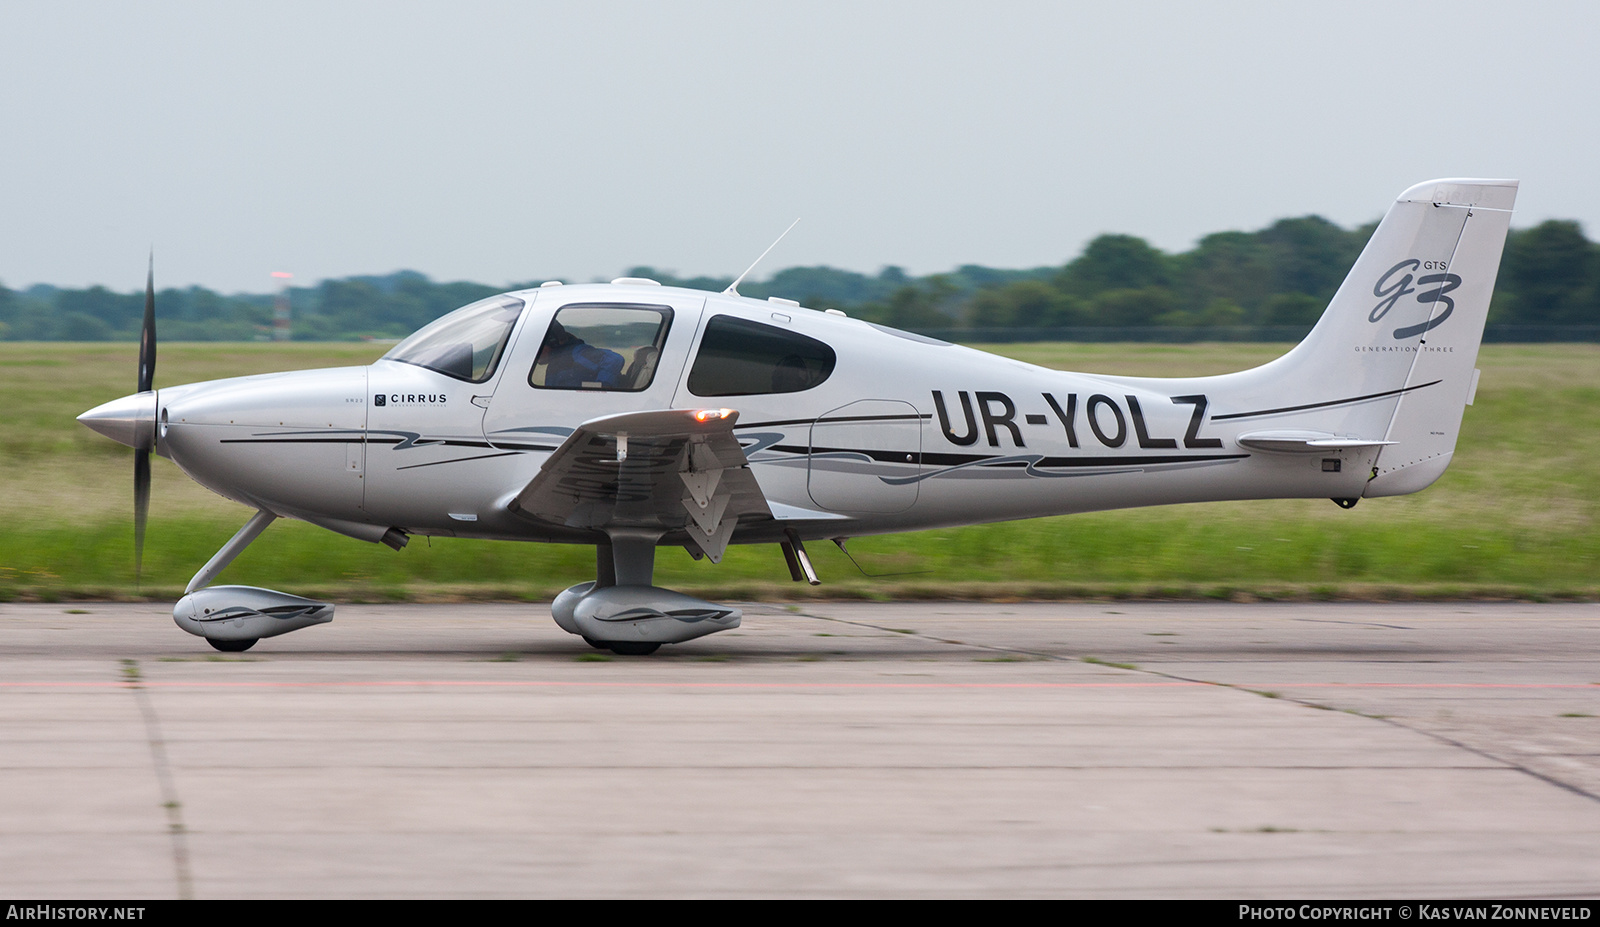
2, 217, 1596, 342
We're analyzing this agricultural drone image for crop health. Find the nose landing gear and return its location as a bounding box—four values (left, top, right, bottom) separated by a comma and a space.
171, 510, 335, 650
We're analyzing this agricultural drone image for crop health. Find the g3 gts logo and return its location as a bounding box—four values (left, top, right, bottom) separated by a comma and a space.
1371, 259, 1462, 340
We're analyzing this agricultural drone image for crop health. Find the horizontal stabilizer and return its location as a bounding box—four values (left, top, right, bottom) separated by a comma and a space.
1236, 431, 1395, 453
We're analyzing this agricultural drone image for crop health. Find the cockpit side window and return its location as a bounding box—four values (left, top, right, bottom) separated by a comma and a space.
382, 295, 525, 383
686, 315, 836, 397
530, 304, 674, 392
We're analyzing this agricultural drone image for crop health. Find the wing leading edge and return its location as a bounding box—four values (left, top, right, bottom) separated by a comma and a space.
506, 408, 771, 562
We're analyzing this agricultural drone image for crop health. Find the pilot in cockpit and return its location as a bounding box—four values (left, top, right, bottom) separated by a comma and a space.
536, 321, 626, 389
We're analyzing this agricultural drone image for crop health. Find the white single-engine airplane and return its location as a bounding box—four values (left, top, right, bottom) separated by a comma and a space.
79, 178, 1516, 654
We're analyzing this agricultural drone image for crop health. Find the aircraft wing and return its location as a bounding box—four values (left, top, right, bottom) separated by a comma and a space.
506, 408, 771, 562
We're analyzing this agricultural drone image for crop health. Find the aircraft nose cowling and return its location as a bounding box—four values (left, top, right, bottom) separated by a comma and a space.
78, 391, 158, 450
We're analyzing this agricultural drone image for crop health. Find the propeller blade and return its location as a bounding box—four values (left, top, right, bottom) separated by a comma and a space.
134, 448, 150, 584
138, 254, 156, 393
135, 254, 156, 584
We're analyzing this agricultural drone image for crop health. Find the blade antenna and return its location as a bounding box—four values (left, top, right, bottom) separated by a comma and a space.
724, 217, 800, 297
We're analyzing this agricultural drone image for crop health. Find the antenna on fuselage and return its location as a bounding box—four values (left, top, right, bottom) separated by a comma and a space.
724, 217, 800, 297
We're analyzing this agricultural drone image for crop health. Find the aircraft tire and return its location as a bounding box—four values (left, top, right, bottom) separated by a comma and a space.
605, 641, 661, 656
207, 638, 258, 653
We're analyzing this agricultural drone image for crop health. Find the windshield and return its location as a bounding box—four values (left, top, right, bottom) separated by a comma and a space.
382, 295, 525, 382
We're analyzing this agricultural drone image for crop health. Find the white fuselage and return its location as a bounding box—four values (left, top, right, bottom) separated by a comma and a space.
153, 281, 1391, 549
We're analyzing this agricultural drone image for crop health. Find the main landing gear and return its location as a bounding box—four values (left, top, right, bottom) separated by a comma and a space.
551, 528, 741, 656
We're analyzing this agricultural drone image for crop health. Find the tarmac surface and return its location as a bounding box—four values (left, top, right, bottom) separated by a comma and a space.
1, 599, 1597, 899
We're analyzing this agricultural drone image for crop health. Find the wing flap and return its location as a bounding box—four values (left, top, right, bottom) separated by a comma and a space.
508, 408, 771, 562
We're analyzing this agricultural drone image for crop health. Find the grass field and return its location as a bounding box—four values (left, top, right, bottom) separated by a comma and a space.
3, 341, 1596, 601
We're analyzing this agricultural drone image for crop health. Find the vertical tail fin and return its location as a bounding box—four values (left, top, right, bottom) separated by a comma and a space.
1230, 178, 1517, 496
1362, 180, 1516, 495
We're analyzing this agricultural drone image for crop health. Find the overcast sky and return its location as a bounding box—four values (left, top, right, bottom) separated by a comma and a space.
2, 1, 1595, 294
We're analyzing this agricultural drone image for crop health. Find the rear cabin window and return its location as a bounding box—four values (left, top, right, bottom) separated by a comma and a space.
687, 315, 836, 397
530, 304, 673, 391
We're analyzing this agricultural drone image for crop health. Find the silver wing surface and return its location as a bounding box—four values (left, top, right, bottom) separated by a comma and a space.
507, 408, 771, 562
